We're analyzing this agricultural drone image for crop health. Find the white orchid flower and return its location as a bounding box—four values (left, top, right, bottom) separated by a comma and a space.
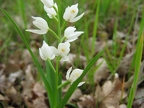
63, 3, 84, 22
39, 41, 55, 60
51, 42, 70, 61
26, 16, 49, 35
64, 26, 84, 42
44, 3, 58, 18
66, 67, 85, 87
41, 0, 54, 8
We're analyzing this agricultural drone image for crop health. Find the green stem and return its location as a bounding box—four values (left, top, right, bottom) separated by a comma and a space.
52, 57, 60, 107
47, 59, 56, 73
49, 28, 59, 39
61, 21, 67, 31
56, 57, 61, 74
53, 5, 58, 13
56, 8, 61, 42
53, 16, 58, 22
91, 0, 100, 57
58, 81, 70, 89
43, 34, 48, 43
60, 37, 66, 43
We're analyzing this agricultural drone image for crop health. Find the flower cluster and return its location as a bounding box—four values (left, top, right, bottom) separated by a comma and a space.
26, 0, 84, 86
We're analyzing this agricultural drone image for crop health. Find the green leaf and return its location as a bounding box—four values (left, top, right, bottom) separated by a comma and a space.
127, 7, 144, 108
1, 9, 55, 107
46, 60, 57, 107
56, 50, 103, 108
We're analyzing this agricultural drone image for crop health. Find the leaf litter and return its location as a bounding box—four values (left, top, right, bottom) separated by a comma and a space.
0, 24, 144, 108
1, 1, 144, 108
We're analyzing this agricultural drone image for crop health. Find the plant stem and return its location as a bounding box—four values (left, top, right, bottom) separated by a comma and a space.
61, 21, 67, 31
49, 28, 59, 39
58, 81, 70, 89
47, 59, 56, 73
56, 7, 61, 42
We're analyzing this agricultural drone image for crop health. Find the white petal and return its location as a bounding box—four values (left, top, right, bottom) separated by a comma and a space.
49, 53, 55, 60
41, 0, 54, 8
69, 3, 78, 18
78, 82, 85, 87
68, 31, 84, 38
69, 69, 83, 82
32, 16, 48, 31
39, 48, 47, 60
64, 26, 84, 42
39, 41, 55, 60
50, 46, 59, 56
65, 37, 78, 42
54, 3, 58, 11
63, 6, 70, 21
66, 67, 72, 80
63, 4, 78, 21
64, 26, 76, 37
67, 31, 83, 40
69, 13, 84, 22
44, 6, 57, 18
26, 29, 47, 35
58, 42, 70, 56
26, 16, 48, 35
61, 55, 69, 61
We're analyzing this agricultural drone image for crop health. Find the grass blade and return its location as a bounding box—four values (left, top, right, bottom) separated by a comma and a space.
92, 0, 100, 56
127, 8, 144, 108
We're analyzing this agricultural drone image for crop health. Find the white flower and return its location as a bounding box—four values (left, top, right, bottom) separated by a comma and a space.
26, 16, 49, 35
39, 41, 55, 60
64, 26, 84, 42
44, 3, 58, 18
66, 67, 85, 87
51, 42, 70, 61
63, 3, 84, 22
41, 0, 54, 8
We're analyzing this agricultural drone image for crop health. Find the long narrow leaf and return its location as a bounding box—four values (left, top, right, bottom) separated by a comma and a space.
46, 60, 57, 107
1, 9, 55, 107
57, 50, 103, 108
127, 7, 144, 108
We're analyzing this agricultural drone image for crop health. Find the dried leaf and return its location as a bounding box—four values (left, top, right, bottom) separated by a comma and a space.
94, 58, 110, 83
33, 98, 48, 108
97, 79, 125, 108
8, 70, 22, 83
95, 84, 103, 102
33, 82, 46, 97
68, 88, 82, 102
22, 65, 35, 98
22, 49, 36, 64
119, 104, 127, 108
6, 86, 22, 105
117, 52, 134, 77
0, 94, 9, 101
0, 64, 6, 74
77, 95, 95, 108
0, 75, 6, 92
133, 88, 144, 108
5, 60, 20, 75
